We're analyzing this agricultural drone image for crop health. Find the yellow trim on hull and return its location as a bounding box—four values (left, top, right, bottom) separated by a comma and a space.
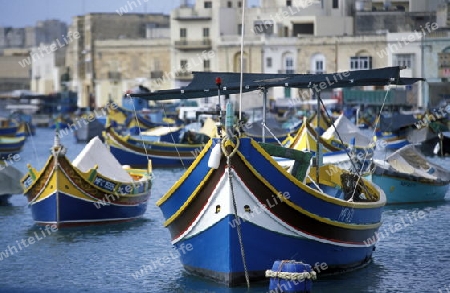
156, 139, 213, 206
161, 137, 383, 230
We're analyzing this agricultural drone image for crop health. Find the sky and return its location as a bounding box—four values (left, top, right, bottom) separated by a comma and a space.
0, 0, 260, 28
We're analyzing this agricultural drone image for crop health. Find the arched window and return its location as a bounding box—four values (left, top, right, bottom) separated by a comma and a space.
234, 52, 248, 73
281, 52, 295, 74
350, 50, 372, 70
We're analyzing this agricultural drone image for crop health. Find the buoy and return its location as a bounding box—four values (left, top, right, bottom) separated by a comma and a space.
208, 142, 222, 169
266, 260, 316, 293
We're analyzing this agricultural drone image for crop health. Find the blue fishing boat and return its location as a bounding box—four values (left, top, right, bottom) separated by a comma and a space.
0, 119, 18, 137
103, 126, 209, 168
21, 136, 152, 227
372, 144, 450, 204
0, 136, 26, 159
130, 66, 421, 286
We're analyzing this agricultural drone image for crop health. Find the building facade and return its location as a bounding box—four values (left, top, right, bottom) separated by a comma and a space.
65, 13, 170, 107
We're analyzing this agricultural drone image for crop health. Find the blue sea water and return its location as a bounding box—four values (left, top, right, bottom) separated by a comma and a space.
0, 128, 450, 293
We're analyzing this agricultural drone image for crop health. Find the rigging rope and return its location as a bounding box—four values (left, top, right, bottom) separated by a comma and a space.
225, 142, 250, 288
127, 94, 159, 174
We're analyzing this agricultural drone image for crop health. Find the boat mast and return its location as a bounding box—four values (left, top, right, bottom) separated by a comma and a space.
315, 89, 321, 183
262, 88, 267, 143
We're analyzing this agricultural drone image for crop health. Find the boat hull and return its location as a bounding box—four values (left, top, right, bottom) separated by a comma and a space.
23, 151, 152, 227
158, 137, 385, 286
30, 191, 148, 226
109, 144, 195, 168
104, 127, 201, 168
175, 215, 374, 286
371, 174, 448, 204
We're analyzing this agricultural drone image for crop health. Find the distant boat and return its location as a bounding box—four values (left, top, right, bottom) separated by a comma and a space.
0, 136, 26, 159
73, 115, 105, 143
322, 113, 375, 159
21, 136, 153, 227
372, 145, 450, 204
103, 126, 209, 168
0, 119, 18, 137
242, 116, 300, 144
284, 117, 370, 173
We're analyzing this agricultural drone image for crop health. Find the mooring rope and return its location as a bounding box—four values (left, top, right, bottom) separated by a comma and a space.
223, 137, 250, 288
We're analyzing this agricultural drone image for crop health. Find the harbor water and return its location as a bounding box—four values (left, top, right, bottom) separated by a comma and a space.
0, 128, 449, 293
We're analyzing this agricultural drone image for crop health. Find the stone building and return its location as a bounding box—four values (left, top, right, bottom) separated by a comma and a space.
65, 13, 170, 107
94, 38, 171, 107
0, 49, 31, 92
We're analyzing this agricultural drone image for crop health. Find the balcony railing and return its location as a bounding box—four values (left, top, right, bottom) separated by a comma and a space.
174, 39, 212, 50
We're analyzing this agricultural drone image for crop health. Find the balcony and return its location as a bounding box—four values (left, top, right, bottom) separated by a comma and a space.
173, 7, 212, 20
174, 39, 212, 50
108, 71, 122, 80
150, 70, 164, 79
175, 71, 193, 81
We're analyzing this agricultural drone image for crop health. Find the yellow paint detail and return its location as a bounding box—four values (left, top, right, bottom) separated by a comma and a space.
162, 168, 215, 227
33, 165, 95, 202
160, 137, 382, 230
156, 139, 213, 206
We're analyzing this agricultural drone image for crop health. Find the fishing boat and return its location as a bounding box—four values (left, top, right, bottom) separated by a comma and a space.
0, 136, 26, 159
130, 66, 421, 286
107, 106, 181, 135
375, 113, 418, 150
242, 116, 300, 144
371, 144, 450, 204
103, 126, 210, 168
322, 113, 376, 160
284, 117, 370, 174
73, 115, 105, 143
0, 119, 19, 137
21, 136, 152, 227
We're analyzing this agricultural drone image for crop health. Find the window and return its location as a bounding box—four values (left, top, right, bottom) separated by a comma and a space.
204, 60, 210, 70
285, 57, 294, 73
227, 1, 232, 8
254, 20, 274, 35
180, 28, 187, 38
394, 54, 413, 68
238, 1, 242, 8
180, 60, 188, 69
237, 24, 242, 35
286, 0, 292, 6
266, 57, 272, 68
204, 1, 212, 8
203, 28, 209, 38
350, 56, 372, 70
332, 0, 339, 9
315, 60, 324, 74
